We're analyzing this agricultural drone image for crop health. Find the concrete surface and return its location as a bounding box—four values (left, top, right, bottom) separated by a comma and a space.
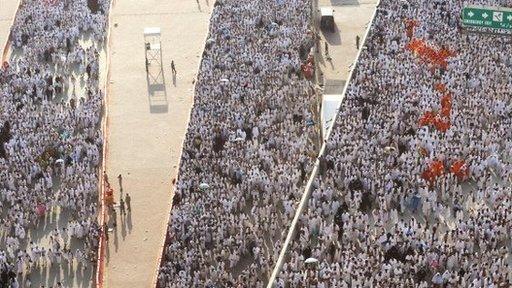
317, 0, 379, 94
0, 0, 19, 56
103, 0, 213, 287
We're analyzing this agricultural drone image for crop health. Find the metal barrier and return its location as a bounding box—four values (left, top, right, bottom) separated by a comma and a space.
95, 0, 116, 286
266, 1, 382, 287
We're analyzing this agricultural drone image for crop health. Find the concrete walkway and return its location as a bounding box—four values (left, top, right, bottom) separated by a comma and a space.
103, 0, 213, 286
0, 0, 19, 56
318, 0, 379, 94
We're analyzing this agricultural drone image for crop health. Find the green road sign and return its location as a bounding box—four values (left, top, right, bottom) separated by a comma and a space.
462, 6, 512, 31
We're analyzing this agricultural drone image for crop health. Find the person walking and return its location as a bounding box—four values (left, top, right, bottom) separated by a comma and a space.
125, 193, 131, 212
356, 35, 360, 50
117, 174, 123, 192
103, 171, 110, 186
171, 60, 177, 75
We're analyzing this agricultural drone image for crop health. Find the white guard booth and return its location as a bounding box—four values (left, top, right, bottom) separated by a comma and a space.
144, 27, 163, 84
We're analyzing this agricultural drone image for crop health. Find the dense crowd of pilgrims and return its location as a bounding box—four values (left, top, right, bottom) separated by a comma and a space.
276, 0, 512, 287
157, 0, 320, 287
2, 0, 509, 287
0, 0, 109, 286
158, 0, 512, 287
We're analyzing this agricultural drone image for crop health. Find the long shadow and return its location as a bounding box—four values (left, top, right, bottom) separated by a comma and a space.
323, 79, 347, 94
330, 0, 360, 6
106, 237, 111, 263
121, 213, 127, 240
113, 216, 119, 253
322, 25, 342, 46
327, 58, 335, 70
25, 252, 94, 288
146, 64, 169, 114
127, 211, 133, 233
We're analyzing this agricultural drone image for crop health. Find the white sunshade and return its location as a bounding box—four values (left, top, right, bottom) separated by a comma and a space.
144, 27, 161, 37
320, 7, 333, 17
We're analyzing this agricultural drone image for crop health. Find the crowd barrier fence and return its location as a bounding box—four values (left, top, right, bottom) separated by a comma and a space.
266, 1, 382, 286
95, 0, 116, 287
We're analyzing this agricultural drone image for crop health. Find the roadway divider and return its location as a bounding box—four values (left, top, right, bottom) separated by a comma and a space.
95, 0, 116, 287
265, 1, 382, 287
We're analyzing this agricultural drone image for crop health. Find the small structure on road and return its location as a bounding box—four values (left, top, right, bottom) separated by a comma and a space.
144, 27, 163, 84
320, 7, 335, 33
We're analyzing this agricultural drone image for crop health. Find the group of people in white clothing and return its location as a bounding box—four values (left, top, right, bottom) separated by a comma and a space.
158, 0, 320, 287
0, 0, 110, 287
276, 0, 512, 287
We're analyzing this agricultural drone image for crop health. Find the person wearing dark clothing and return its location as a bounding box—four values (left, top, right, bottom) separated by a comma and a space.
171, 60, 177, 74
117, 174, 123, 192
